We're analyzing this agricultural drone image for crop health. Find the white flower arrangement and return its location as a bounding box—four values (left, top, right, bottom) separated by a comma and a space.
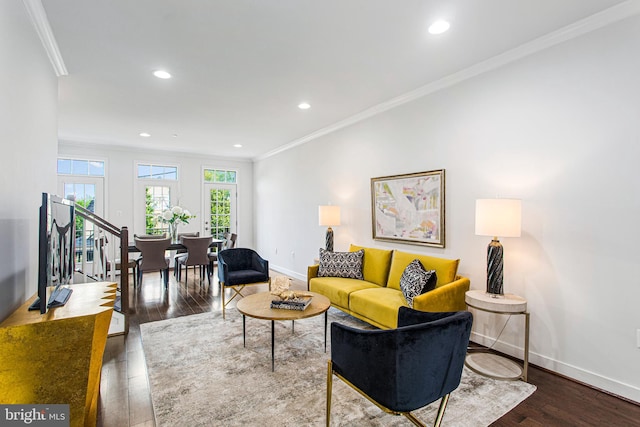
158, 205, 195, 226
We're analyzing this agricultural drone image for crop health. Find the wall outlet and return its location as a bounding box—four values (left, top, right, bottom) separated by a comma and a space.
291, 251, 295, 258
275, 248, 278, 255
637, 329, 640, 348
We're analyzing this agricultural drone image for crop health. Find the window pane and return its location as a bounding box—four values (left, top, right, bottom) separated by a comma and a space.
71, 183, 97, 265
89, 161, 104, 176
58, 159, 71, 174
164, 167, 177, 180
150, 166, 162, 179
210, 188, 231, 239
137, 164, 178, 180
145, 185, 170, 235
72, 160, 89, 175
204, 169, 237, 183
138, 164, 151, 178
64, 183, 74, 200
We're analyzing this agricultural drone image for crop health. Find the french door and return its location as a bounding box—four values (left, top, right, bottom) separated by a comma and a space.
203, 183, 237, 240
133, 180, 178, 236
58, 176, 104, 272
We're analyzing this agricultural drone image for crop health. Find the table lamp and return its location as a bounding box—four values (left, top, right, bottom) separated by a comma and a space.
319, 205, 340, 252
475, 199, 521, 296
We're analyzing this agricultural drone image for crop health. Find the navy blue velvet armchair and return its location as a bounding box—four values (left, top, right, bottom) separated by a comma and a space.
327, 307, 473, 426
217, 248, 270, 318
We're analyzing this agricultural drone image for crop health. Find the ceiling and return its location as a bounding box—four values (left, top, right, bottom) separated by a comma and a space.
41, 0, 628, 160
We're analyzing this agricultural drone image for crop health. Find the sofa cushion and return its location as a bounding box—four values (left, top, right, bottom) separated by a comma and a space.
387, 250, 459, 290
309, 277, 378, 309
349, 287, 408, 329
318, 248, 364, 279
399, 259, 437, 307
349, 245, 393, 287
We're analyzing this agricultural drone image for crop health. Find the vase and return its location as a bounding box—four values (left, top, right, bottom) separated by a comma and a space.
169, 223, 178, 242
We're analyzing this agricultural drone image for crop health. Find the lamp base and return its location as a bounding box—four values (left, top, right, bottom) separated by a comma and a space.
486, 239, 504, 295
325, 227, 334, 252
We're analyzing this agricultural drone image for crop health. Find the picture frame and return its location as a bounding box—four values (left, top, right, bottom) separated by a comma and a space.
371, 169, 445, 248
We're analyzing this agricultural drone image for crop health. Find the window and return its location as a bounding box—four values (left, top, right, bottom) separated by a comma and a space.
145, 186, 171, 235
204, 168, 237, 183
138, 164, 177, 180
57, 159, 105, 176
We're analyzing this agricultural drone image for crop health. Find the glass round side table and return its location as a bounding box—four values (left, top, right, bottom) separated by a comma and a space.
465, 289, 530, 382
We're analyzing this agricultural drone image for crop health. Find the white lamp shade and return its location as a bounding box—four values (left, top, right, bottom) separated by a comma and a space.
475, 199, 521, 238
319, 205, 341, 227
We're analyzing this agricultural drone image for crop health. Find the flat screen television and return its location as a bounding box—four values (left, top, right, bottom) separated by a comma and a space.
29, 193, 76, 314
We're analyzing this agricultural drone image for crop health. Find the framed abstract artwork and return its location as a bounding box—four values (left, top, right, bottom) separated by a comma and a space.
371, 169, 445, 248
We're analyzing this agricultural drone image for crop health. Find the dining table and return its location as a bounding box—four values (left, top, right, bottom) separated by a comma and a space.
127, 238, 225, 253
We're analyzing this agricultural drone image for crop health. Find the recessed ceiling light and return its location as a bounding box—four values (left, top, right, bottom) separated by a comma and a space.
298, 102, 311, 110
233, 144, 242, 148
139, 132, 151, 137
428, 20, 450, 35
153, 70, 172, 79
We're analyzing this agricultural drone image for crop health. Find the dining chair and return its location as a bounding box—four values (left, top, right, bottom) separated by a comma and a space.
327, 308, 473, 427
208, 232, 237, 274
173, 232, 200, 278
95, 235, 138, 287
134, 236, 171, 288
134, 233, 167, 239
175, 236, 213, 284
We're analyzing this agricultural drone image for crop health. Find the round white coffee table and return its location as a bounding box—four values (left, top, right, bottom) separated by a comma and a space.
464, 289, 530, 382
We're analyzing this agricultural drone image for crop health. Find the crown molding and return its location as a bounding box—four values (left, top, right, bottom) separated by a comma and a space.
58, 138, 253, 164
22, 0, 68, 76
254, 0, 640, 162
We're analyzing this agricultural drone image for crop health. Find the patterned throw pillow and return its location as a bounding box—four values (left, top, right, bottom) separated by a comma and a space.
399, 259, 437, 307
318, 248, 364, 279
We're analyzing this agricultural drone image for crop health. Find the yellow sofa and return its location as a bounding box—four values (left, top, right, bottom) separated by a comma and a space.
307, 244, 470, 329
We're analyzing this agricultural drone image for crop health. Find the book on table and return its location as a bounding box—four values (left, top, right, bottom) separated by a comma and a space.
270, 296, 312, 311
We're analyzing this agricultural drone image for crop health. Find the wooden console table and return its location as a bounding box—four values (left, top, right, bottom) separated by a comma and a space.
0, 282, 116, 427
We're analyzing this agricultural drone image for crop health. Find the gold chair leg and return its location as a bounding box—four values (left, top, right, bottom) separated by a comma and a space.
403, 412, 427, 427
221, 280, 226, 319
433, 394, 450, 427
221, 280, 270, 320
326, 360, 333, 427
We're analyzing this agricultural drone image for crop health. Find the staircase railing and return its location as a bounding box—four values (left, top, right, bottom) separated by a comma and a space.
74, 204, 129, 335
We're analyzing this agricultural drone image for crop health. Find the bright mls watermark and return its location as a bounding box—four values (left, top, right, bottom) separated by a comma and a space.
0, 405, 69, 426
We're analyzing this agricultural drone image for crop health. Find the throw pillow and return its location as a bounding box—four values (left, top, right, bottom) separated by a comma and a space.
318, 248, 364, 279
399, 259, 437, 308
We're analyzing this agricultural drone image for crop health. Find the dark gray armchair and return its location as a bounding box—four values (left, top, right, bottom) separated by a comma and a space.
327, 307, 473, 426
217, 248, 270, 318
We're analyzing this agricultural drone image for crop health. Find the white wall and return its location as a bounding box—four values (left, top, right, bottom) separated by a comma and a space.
58, 142, 255, 247
0, 1, 58, 321
254, 15, 640, 401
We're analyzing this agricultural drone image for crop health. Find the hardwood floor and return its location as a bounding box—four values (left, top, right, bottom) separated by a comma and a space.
97, 271, 640, 427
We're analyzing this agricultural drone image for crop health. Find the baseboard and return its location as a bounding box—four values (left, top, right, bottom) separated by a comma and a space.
270, 265, 307, 283
470, 331, 640, 404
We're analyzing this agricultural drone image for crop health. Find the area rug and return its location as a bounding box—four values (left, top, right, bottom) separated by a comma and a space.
140, 308, 536, 426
